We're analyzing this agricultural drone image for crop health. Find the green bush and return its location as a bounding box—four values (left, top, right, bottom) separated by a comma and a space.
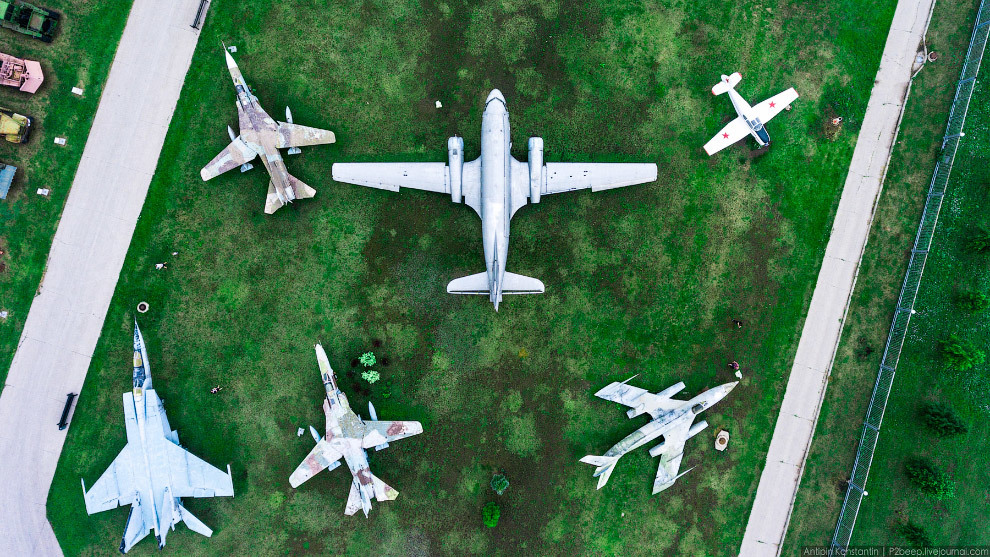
905, 457, 955, 500
359, 352, 377, 367
361, 370, 380, 384
919, 401, 968, 437
490, 474, 509, 495
955, 290, 990, 312
897, 521, 933, 547
967, 226, 990, 253
482, 502, 500, 528
941, 334, 986, 370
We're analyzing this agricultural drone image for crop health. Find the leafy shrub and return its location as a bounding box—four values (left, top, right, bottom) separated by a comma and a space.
905, 457, 955, 500
956, 290, 990, 312
359, 352, 377, 367
482, 502, 500, 528
361, 370, 380, 384
490, 474, 509, 495
967, 226, 990, 253
898, 521, 933, 547
919, 401, 968, 437
941, 334, 986, 371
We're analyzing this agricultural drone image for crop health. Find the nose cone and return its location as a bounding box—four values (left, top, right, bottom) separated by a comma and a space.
711, 381, 739, 401
223, 48, 238, 70
486, 89, 506, 106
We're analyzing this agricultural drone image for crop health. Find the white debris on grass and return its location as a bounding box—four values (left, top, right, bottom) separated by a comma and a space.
227, 45, 237, 53
71, 87, 84, 96
435, 100, 442, 108
54, 137, 66, 146
296, 427, 304, 437
37, 188, 49, 196
0, 310, 8, 320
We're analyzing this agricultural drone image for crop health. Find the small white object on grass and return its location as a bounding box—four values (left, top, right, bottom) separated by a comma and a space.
734, 370, 742, 379
71, 87, 84, 96
435, 100, 442, 108
37, 188, 50, 196
0, 310, 8, 320
227, 45, 237, 53
296, 427, 304, 437
54, 137, 66, 146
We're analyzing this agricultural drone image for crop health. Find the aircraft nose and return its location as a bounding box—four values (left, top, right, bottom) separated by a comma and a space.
486, 89, 506, 106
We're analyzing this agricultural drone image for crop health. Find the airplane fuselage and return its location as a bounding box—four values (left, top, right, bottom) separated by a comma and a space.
321, 370, 376, 513
478, 91, 514, 308
726, 87, 771, 146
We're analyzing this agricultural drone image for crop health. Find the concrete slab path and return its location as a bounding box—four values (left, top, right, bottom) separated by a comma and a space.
738, 0, 936, 554
0, 0, 205, 554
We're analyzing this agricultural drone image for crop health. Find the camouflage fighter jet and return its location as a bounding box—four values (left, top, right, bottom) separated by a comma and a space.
331, 89, 657, 310
201, 47, 335, 213
581, 378, 737, 494
290, 344, 423, 517
81, 322, 234, 553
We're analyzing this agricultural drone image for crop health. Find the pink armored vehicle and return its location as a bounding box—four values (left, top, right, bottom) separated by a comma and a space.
0, 51, 42, 93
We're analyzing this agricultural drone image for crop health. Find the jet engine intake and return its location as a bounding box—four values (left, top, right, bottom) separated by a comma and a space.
687, 420, 709, 439
447, 136, 464, 204
527, 137, 544, 204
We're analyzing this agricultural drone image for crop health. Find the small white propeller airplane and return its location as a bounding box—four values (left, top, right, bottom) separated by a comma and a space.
703, 72, 798, 156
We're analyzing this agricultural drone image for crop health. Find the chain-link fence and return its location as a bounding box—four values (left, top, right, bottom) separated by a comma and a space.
830, 0, 990, 550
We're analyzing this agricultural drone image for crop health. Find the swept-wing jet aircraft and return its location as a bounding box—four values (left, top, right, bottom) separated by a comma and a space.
703, 72, 798, 155
290, 344, 423, 517
331, 89, 658, 310
81, 322, 234, 553
581, 378, 737, 494
201, 47, 335, 213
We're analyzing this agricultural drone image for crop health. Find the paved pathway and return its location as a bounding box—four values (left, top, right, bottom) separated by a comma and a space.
0, 1, 205, 554
738, 0, 936, 555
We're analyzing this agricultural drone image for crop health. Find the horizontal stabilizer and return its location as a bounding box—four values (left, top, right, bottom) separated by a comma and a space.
447, 271, 490, 295
372, 474, 399, 502
288, 173, 316, 199
580, 454, 620, 489
502, 272, 545, 294
264, 182, 283, 214
711, 72, 742, 95
179, 504, 214, 537
344, 481, 364, 516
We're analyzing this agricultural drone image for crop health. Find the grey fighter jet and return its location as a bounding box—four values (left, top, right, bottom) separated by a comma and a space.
81, 322, 234, 553
201, 47, 335, 213
331, 89, 658, 310
581, 378, 737, 494
290, 344, 423, 517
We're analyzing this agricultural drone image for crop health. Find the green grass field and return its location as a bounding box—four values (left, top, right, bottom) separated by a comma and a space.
46, 0, 897, 554
0, 0, 132, 384
783, 0, 985, 550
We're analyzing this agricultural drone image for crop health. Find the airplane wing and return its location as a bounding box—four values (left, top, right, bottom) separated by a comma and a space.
289, 439, 343, 488
594, 381, 680, 419
81, 444, 138, 514
331, 159, 483, 215
162, 442, 234, 498
652, 419, 691, 494
542, 163, 657, 195
200, 136, 257, 180
751, 88, 799, 123
703, 117, 751, 156
362, 420, 424, 449
275, 121, 336, 149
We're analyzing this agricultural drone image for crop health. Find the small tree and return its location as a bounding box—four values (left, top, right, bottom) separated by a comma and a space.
898, 521, 933, 547
941, 334, 986, 371
919, 401, 968, 437
361, 370, 380, 384
482, 502, 500, 528
359, 352, 377, 367
490, 473, 510, 495
967, 226, 990, 253
905, 457, 955, 500
956, 290, 990, 313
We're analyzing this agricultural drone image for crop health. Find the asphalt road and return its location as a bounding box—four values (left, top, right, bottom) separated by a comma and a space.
0, 0, 204, 554
738, 0, 936, 554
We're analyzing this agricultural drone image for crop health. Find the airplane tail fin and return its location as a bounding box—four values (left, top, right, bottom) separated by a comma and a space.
344, 481, 363, 516
580, 454, 621, 489
371, 473, 399, 502
179, 504, 214, 537
446, 271, 545, 295
711, 72, 742, 95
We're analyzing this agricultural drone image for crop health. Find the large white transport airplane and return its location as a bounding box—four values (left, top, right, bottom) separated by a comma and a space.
331, 89, 658, 310
703, 72, 798, 156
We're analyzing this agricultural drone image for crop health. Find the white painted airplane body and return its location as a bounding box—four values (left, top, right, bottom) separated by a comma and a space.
81, 322, 234, 553
332, 89, 658, 310
581, 379, 737, 494
704, 72, 798, 155
289, 345, 423, 517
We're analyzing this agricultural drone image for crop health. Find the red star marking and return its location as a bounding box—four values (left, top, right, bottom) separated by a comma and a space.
722, 132, 730, 138
769, 101, 776, 108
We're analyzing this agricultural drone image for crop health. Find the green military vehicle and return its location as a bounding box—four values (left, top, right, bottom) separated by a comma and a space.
0, 1, 58, 42
0, 107, 31, 143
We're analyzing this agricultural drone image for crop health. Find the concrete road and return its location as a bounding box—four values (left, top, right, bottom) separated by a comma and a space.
738, 0, 935, 555
0, 0, 205, 554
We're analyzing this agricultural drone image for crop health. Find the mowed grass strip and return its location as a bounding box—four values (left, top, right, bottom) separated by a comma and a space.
49, 0, 894, 555
0, 0, 132, 385
784, 0, 984, 549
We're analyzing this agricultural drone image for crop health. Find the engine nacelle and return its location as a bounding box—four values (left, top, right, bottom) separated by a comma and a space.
687, 420, 709, 439
527, 137, 544, 204
447, 136, 464, 204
